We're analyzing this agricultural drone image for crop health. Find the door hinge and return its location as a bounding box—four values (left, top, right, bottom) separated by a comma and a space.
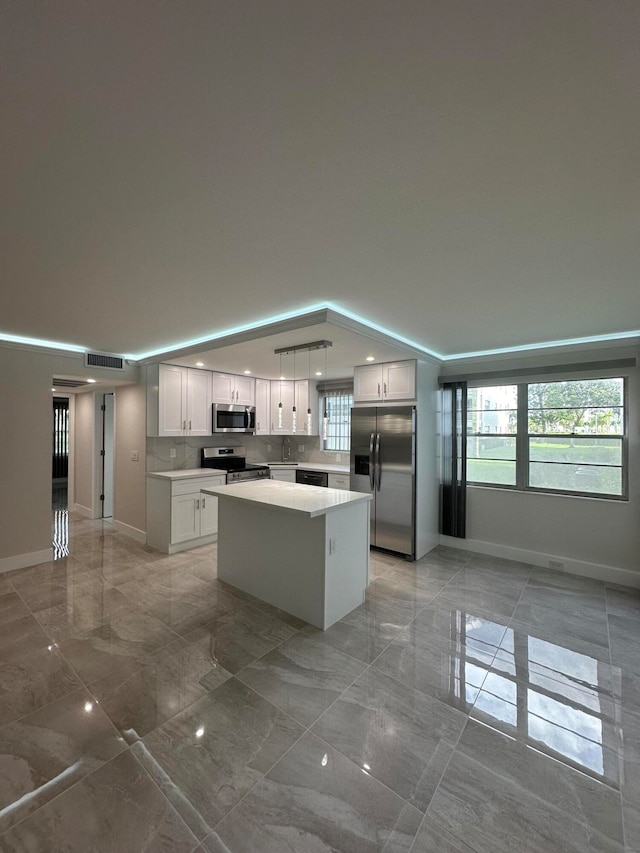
101, 404, 106, 411
99, 494, 105, 501
100, 449, 105, 456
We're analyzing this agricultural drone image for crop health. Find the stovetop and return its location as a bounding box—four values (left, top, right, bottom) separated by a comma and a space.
200, 447, 269, 476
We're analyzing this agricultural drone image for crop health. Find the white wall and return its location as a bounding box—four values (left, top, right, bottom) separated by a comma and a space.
113, 383, 147, 540
440, 343, 640, 585
0, 344, 140, 571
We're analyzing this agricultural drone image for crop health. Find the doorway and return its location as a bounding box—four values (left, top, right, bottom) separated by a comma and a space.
52, 396, 70, 558
101, 393, 115, 519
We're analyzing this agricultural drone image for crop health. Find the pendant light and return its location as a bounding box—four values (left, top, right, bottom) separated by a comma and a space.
322, 345, 329, 441
291, 350, 297, 434
277, 352, 284, 430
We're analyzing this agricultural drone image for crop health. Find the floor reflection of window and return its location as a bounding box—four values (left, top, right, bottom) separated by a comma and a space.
460, 622, 615, 784
53, 509, 69, 559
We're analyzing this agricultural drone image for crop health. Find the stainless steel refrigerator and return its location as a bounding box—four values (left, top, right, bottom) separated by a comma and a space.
350, 406, 416, 558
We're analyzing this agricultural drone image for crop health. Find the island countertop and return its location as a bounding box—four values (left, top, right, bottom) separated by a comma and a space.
201, 478, 371, 518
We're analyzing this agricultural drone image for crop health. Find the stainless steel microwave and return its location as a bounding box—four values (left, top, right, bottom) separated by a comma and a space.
212, 404, 256, 434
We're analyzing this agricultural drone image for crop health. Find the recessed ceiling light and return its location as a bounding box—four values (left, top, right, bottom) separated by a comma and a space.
51, 387, 56, 392
366, 356, 375, 362
279, 375, 286, 380
243, 369, 251, 375
87, 378, 96, 383
315, 371, 322, 376
195, 361, 204, 367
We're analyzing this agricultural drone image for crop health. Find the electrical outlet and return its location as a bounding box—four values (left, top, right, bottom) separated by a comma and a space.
336, 453, 341, 463
169, 448, 177, 459
298, 444, 304, 453
267, 444, 272, 453
130, 450, 139, 462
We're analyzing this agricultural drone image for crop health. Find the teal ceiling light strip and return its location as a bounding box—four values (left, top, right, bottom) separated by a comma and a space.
443, 328, 640, 361
0, 331, 87, 353
2, 303, 639, 362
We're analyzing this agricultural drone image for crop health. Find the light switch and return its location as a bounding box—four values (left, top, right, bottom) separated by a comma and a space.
170, 448, 177, 458
130, 450, 139, 462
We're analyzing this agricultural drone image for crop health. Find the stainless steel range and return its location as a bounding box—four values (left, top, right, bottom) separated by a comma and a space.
200, 447, 270, 483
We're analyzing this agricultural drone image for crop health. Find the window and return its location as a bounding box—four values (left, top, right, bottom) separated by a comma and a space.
466, 378, 626, 498
322, 390, 353, 451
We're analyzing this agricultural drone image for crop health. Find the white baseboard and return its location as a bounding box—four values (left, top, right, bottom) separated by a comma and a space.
0, 548, 53, 575
438, 534, 640, 589
112, 520, 146, 544
73, 503, 96, 519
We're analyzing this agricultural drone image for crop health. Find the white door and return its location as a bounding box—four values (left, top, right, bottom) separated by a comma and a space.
158, 364, 187, 436
383, 362, 416, 401
171, 493, 200, 543
234, 375, 255, 406
102, 393, 115, 518
187, 369, 212, 435
255, 378, 271, 434
211, 372, 235, 404
199, 492, 218, 536
353, 364, 383, 403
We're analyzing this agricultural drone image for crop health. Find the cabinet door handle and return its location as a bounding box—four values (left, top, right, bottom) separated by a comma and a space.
183, 420, 186, 431
377, 383, 380, 397
196, 499, 200, 510
202, 498, 206, 509
383, 383, 387, 396
189, 420, 192, 430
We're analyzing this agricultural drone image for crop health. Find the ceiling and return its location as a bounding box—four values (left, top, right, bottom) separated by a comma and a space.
169, 320, 419, 381
2, 2, 639, 361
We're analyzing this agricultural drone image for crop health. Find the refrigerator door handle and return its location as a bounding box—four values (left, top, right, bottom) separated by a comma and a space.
368, 432, 375, 491
374, 432, 381, 491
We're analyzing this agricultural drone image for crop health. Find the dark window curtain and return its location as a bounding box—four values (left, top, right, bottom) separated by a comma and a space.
440, 381, 467, 538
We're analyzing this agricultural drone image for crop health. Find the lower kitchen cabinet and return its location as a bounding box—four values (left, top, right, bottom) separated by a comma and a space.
146, 474, 226, 554
328, 473, 350, 490
270, 469, 296, 482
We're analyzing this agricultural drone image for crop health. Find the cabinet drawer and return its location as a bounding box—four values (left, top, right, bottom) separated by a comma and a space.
172, 476, 225, 496
328, 473, 350, 490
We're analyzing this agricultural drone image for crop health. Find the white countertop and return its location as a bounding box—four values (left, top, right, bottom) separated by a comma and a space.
146, 468, 227, 481
202, 478, 371, 518
260, 461, 350, 474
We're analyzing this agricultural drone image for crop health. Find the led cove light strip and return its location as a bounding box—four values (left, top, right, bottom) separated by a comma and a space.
2, 303, 639, 363
0, 332, 87, 354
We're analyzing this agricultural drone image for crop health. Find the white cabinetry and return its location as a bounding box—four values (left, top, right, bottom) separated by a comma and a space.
353, 360, 416, 404
328, 473, 350, 490
270, 468, 297, 483
269, 380, 317, 435
146, 474, 225, 554
255, 378, 271, 435
147, 364, 212, 437
212, 372, 255, 406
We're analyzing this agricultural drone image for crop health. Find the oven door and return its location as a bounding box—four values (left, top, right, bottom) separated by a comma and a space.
212, 404, 256, 433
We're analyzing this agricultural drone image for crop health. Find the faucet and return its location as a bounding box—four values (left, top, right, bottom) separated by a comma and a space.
282, 436, 291, 462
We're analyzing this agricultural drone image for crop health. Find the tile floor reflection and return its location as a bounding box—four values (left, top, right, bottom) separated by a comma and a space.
0, 513, 638, 851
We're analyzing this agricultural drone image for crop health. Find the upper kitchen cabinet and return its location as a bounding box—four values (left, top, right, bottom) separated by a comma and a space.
269, 379, 317, 435
211, 372, 255, 406
353, 360, 417, 404
147, 364, 212, 437
255, 378, 271, 435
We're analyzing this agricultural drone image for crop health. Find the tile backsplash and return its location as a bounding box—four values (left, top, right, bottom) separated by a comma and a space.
146, 435, 340, 472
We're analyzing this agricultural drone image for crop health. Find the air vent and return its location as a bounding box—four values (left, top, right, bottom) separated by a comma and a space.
52, 378, 87, 388
85, 352, 124, 370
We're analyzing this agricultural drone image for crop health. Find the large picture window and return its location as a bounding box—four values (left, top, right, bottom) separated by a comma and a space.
466, 378, 626, 498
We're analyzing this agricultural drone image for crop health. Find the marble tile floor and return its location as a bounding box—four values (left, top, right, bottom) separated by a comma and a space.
0, 513, 639, 851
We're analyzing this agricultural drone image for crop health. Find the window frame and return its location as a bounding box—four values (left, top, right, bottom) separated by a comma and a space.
321, 389, 354, 452
466, 377, 628, 501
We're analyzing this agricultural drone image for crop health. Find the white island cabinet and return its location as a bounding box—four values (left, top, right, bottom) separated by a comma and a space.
202, 479, 372, 630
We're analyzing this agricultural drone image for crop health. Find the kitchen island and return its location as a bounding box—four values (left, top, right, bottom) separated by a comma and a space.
201, 479, 372, 629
